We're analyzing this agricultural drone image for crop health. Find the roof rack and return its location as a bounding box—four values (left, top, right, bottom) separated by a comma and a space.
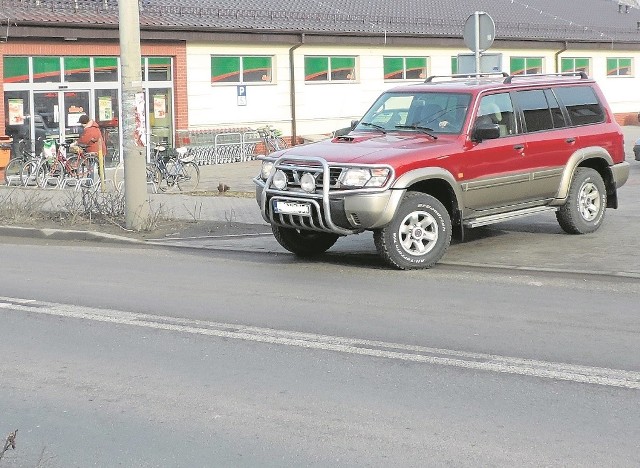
425, 72, 508, 83
503, 71, 588, 84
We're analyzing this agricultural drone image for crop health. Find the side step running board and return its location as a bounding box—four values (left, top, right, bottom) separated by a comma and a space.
464, 206, 558, 228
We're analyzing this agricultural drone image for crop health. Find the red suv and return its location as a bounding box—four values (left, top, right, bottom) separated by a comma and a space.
254, 72, 630, 269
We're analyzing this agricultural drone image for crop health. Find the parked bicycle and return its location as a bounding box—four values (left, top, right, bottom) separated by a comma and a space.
149, 143, 200, 192
20, 139, 97, 188
4, 137, 37, 185
256, 125, 288, 155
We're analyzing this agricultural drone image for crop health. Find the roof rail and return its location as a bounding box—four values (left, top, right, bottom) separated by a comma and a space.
503, 71, 588, 84
425, 72, 508, 83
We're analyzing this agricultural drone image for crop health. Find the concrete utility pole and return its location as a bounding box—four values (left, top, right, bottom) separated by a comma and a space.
118, 0, 150, 229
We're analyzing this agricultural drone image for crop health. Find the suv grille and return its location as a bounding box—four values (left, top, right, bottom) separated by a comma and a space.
275, 162, 344, 190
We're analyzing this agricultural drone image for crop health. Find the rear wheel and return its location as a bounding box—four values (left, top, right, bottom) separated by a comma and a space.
374, 192, 451, 270
556, 168, 606, 234
272, 225, 339, 257
176, 161, 200, 192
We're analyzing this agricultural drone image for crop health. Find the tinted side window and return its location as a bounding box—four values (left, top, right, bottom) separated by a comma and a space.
554, 86, 605, 126
545, 89, 567, 128
514, 89, 553, 132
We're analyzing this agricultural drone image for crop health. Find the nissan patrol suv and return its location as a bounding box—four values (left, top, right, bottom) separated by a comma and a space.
254, 72, 630, 269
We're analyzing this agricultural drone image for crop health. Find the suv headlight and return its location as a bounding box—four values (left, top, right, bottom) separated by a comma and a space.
340, 167, 390, 188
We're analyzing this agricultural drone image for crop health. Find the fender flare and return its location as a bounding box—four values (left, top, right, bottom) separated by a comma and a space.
379, 167, 463, 221
552, 146, 614, 204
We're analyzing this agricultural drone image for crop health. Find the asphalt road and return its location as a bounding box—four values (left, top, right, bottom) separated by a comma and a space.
0, 238, 638, 467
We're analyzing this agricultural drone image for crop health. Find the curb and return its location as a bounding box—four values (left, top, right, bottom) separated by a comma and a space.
0, 225, 144, 244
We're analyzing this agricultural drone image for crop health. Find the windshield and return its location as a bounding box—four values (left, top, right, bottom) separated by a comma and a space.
355, 92, 471, 135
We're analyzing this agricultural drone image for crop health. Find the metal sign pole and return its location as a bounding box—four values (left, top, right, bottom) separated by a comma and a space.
474, 12, 481, 77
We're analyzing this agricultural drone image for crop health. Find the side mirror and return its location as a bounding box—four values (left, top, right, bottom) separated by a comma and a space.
350, 119, 359, 130
472, 122, 501, 142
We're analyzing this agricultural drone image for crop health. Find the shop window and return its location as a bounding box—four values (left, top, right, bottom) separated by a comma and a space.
93, 57, 119, 82
561, 57, 591, 76
211, 56, 273, 83
510, 57, 543, 75
96, 89, 120, 167
607, 57, 633, 77
384, 57, 428, 80
451, 56, 458, 75
304, 56, 356, 82
148, 57, 172, 81
3, 57, 30, 84
4, 91, 32, 157
64, 56, 91, 82
149, 88, 173, 148
33, 56, 61, 83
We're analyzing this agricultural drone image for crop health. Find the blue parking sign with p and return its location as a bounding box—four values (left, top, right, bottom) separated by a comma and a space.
237, 85, 247, 106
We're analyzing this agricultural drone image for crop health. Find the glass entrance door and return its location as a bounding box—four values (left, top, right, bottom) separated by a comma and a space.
33, 90, 91, 142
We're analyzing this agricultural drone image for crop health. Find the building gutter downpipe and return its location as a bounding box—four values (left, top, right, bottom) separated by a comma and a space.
289, 34, 305, 145
555, 41, 568, 73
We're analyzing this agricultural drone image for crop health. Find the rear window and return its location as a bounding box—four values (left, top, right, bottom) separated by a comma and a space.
554, 86, 605, 126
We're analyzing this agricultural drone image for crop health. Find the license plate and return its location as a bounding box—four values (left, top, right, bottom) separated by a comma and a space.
274, 200, 311, 216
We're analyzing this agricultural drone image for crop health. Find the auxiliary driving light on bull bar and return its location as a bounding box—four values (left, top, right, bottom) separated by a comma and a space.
272, 170, 288, 190
261, 161, 274, 180
300, 173, 316, 193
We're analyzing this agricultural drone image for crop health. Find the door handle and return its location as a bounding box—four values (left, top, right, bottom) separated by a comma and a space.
513, 144, 525, 151
565, 138, 576, 144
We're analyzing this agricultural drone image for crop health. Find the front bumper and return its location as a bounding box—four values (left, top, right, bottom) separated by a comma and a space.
254, 156, 400, 235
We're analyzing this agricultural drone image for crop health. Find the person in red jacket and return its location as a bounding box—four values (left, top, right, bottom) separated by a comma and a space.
77, 114, 107, 156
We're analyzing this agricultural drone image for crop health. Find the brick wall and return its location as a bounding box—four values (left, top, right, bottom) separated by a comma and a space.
1, 40, 188, 136
614, 112, 640, 126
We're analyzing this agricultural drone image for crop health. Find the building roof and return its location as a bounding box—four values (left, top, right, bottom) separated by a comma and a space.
2, 0, 640, 44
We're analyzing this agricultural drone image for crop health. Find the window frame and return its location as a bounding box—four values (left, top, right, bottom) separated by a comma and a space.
210, 55, 274, 85
304, 55, 357, 83
606, 57, 633, 77
561, 57, 591, 76
383, 56, 428, 81
510, 57, 544, 76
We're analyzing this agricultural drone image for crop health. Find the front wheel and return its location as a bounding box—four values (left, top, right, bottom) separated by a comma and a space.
176, 161, 200, 192
272, 225, 339, 257
556, 168, 606, 234
374, 192, 451, 270
4, 158, 24, 185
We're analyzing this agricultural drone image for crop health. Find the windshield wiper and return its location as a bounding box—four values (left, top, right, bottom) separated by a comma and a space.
395, 125, 438, 139
360, 122, 387, 134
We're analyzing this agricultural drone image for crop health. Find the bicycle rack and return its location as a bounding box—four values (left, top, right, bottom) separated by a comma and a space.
5, 174, 23, 186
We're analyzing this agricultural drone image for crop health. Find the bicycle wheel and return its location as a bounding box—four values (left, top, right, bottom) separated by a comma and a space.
152, 166, 169, 192
21, 160, 42, 187
113, 161, 125, 192
40, 159, 65, 188
74, 155, 98, 185
4, 158, 25, 185
176, 161, 200, 192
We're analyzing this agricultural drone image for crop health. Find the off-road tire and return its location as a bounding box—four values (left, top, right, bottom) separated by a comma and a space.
272, 225, 339, 257
374, 192, 451, 270
556, 168, 606, 234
